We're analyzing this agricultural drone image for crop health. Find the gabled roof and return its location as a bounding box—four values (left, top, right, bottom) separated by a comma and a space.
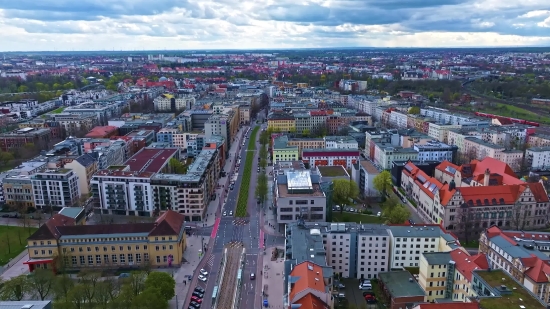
27, 213, 76, 240
149, 210, 185, 236
293, 293, 329, 309
435, 160, 459, 176
468, 157, 523, 185
289, 262, 326, 302
457, 185, 523, 206
521, 255, 550, 283
449, 248, 489, 281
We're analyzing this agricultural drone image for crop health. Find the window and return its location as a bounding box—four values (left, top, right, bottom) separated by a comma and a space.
103, 247, 107, 252
80, 256, 85, 265
163, 256, 168, 262
162, 245, 166, 250
135, 245, 140, 250
111, 246, 115, 251
128, 254, 134, 264
95, 247, 99, 252
156, 256, 161, 263
72, 256, 77, 266
79, 247, 83, 252
120, 254, 126, 264
119, 246, 123, 251
88, 255, 93, 265
87, 247, 91, 252
144, 245, 148, 250
34, 250, 38, 255
136, 253, 142, 264
155, 246, 160, 251
104, 255, 109, 264
96, 255, 101, 264
144, 253, 149, 262
127, 246, 131, 251
112, 255, 118, 264
169, 245, 173, 250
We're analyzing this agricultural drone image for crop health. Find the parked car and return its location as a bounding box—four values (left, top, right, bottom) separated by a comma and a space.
199, 269, 208, 276
198, 275, 207, 282
192, 292, 204, 299
191, 296, 202, 303
223, 211, 227, 216
359, 283, 372, 290
194, 287, 205, 294
190, 301, 201, 308
229, 211, 233, 216
377, 212, 381, 217
337, 283, 345, 289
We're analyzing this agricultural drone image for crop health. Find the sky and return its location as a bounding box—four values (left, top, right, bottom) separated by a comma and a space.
0, 0, 549, 51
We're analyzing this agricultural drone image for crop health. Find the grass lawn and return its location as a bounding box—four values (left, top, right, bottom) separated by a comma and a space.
461, 240, 480, 248
317, 166, 348, 177
51, 107, 66, 114
0, 225, 38, 265
333, 212, 384, 224
477, 103, 550, 124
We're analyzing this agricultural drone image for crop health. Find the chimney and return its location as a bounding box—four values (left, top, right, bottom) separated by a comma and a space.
483, 168, 490, 187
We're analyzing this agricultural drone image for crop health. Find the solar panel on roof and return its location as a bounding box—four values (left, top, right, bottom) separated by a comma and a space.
404, 165, 413, 172
417, 175, 426, 184
428, 183, 437, 192
445, 166, 457, 174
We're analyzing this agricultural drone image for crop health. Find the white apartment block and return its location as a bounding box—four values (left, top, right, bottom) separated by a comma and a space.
427, 123, 461, 143
31, 168, 81, 210
324, 136, 359, 149
373, 142, 419, 170
91, 169, 154, 216
153, 94, 195, 112
420, 108, 472, 125
389, 111, 409, 129
414, 141, 456, 162
526, 147, 550, 169
388, 225, 461, 268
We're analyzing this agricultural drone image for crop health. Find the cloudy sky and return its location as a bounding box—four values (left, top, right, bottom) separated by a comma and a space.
0, 0, 549, 51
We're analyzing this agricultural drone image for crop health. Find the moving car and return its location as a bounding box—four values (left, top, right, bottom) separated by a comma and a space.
250, 273, 255, 280
198, 275, 207, 282
229, 210, 233, 216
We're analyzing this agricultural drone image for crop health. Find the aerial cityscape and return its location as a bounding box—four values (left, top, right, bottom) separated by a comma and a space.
0, 3, 550, 309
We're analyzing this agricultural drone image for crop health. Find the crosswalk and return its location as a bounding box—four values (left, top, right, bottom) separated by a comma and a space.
206, 254, 214, 268
233, 219, 249, 226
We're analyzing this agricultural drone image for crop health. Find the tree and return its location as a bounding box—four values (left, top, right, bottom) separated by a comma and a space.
132, 287, 168, 309
94, 278, 121, 309
256, 173, 268, 204
455, 203, 482, 243
384, 204, 410, 224
511, 202, 529, 230
0, 275, 30, 300
332, 178, 359, 212
408, 106, 420, 114
27, 268, 55, 300
66, 284, 87, 309
168, 158, 187, 174
124, 271, 147, 297
53, 274, 75, 301
0, 151, 13, 166
144, 272, 175, 301
373, 170, 393, 198
78, 270, 101, 304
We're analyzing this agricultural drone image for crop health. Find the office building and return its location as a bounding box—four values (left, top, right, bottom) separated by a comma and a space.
275, 171, 327, 224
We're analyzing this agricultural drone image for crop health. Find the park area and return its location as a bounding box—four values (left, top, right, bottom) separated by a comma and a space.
0, 225, 37, 265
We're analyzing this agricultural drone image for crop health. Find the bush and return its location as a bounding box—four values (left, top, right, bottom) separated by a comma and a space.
235, 126, 259, 217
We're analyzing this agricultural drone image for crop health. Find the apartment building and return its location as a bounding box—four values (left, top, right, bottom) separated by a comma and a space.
388, 110, 409, 129
286, 222, 390, 279
324, 136, 358, 149
419, 249, 489, 302
153, 93, 194, 112
528, 134, 550, 148
89, 140, 127, 169
526, 146, 550, 169
352, 159, 380, 197
287, 262, 333, 309
31, 168, 80, 211
150, 148, 219, 221
414, 141, 457, 163
302, 149, 359, 169
3, 174, 34, 209
0, 127, 51, 151
204, 112, 238, 151
64, 102, 122, 126
287, 137, 325, 155
373, 141, 419, 170
238, 105, 250, 124
275, 171, 327, 224
24, 210, 186, 272
273, 135, 300, 163
387, 225, 461, 268
63, 154, 97, 196
85, 126, 119, 138
427, 123, 461, 143
479, 226, 550, 305
268, 112, 296, 132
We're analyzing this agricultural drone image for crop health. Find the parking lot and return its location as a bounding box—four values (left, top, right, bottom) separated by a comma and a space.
338, 278, 379, 309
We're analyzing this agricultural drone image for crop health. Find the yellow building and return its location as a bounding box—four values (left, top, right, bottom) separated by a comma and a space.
268, 113, 296, 133
24, 210, 186, 272
272, 135, 300, 164
419, 252, 451, 301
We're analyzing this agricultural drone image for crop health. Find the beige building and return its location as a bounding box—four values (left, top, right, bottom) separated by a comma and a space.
63, 154, 98, 196
287, 138, 325, 156
238, 105, 251, 124
427, 123, 461, 144
528, 134, 550, 148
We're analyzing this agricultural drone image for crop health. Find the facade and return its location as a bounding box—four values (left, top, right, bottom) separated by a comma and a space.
373, 142, 419, 170
275, 171, 327, 224
25, 210, 187, 271
64, 154, 97, 196
31, 169, 81, 211
51, 114, 97, 137
0, 127, 51, 152
153, 94, 194, 112
387, 225, 461, 268
273, 136, 300, 163
151, 148, 219, 221
268, 112, 296, 132
414, 141, 457, 163
352, 159, 380, 197
526, 146, 550, 169
3, 174, 34, 209
287, 138, 325, 155
427, 123, 461, 143
204, 112, 238, 152
301, 149, 359, 169
238, 105, 251, 124
324, 136, 359, 149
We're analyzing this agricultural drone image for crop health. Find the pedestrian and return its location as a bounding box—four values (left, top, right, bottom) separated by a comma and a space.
184, 281, 186, 285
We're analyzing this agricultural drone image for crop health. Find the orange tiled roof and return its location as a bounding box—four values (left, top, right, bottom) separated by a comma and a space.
289, 262, 325, 302
435, 160, 459, 176
293, 293, 329, 309
521, 255, 550, 282
469, 157, 523, 185
449, 248, 489, 281
457, 184, 523, 205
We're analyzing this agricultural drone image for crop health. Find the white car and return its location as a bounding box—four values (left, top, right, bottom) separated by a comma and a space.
229, 211, 233, 216
223, 211, 227, 216
377, 212, 381, 217
359, 283, 372, 290
200, 269, 208, 276
198, 275, 207, 282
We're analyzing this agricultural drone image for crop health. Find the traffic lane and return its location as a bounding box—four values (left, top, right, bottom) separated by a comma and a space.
240, 255, 260, 308
193, 254, 222, 309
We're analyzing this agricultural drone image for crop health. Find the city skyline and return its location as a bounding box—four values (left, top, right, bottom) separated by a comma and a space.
0, 0, 549, 51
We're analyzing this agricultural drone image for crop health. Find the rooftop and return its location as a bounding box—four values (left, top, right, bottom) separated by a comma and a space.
464, 137, 504, 149
317, 166, 348, 177
474, 269, 545, 309
423, 252, 452, 265
124, 147, 179, 173
379, 270, 425, 298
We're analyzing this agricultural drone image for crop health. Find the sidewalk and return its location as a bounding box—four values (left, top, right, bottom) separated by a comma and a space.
260, 247, 285, 309
0, 251, 30, 281
260, 165, 283, 236
168, 233, 211, 309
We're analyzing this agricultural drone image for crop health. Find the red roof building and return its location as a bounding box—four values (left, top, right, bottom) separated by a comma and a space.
124, 147, 179, 173
288, 262, 332, 309
301, 149, 359, 169
84, 126, 119, 138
